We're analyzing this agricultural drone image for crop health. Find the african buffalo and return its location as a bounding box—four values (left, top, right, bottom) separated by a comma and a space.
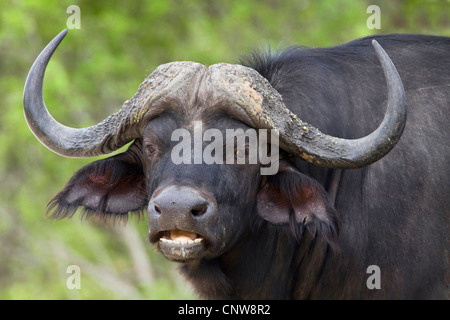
24, 30, 449, 299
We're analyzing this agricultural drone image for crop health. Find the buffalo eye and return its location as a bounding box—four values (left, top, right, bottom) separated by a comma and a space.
145, 144, 156, 156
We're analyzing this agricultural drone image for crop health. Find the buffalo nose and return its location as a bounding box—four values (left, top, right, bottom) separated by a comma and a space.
148, 186, 215, 226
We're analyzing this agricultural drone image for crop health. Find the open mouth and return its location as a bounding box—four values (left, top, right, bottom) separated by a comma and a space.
157, 229, 206, 262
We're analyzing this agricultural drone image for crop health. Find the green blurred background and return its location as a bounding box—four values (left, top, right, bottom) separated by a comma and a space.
0, 0, 448, 299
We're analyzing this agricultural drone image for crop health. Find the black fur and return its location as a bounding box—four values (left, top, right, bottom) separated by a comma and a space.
48, 34, 449, 299
183, 34, 449, 299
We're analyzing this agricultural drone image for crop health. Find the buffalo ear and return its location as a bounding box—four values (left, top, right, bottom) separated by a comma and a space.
256, 160, 339, 248
47, 142, 147, 221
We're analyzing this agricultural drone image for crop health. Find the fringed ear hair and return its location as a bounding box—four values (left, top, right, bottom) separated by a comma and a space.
256, 160, 340, 250
47, 142, 147, 223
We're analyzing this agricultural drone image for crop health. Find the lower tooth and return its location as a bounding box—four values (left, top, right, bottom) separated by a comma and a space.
159, 238, 204, 244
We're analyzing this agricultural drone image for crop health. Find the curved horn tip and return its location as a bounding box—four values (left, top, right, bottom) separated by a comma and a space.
371, 40, 384, 56
52, 29, 69, 46
371, 39, 392, 63
59, 29, 68, 37
23, 29, 144, 158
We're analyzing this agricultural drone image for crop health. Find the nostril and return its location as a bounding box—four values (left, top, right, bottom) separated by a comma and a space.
190, 203, 208, 217
154, 203, 161, 214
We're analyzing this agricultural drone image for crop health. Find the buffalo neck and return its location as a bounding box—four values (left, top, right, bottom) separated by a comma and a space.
180, 223, 331, 299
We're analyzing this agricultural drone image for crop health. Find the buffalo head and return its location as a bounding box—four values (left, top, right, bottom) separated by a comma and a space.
23, 30, 406, 262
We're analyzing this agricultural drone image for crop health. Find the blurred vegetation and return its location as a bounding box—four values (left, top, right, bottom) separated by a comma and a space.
0, 0, 448, 300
